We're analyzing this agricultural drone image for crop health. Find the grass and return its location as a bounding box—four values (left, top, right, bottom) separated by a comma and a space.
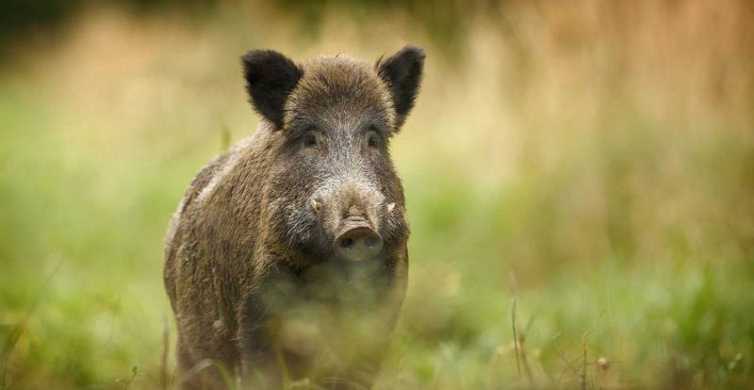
1, 1, 754, 388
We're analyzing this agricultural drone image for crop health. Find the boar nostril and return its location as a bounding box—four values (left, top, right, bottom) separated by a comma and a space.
335, 226, 383, 262
365, 236, 381, 248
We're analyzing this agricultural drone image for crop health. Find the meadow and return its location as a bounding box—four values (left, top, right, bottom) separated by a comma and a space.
1, 1, 753, 388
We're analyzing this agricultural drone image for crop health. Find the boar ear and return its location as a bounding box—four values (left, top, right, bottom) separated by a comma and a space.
242, 50, 303, 129
376, 45, 425, 128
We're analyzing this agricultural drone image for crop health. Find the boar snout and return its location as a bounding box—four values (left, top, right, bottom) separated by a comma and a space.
335, 218, 383, 262
308, 181, 388, 261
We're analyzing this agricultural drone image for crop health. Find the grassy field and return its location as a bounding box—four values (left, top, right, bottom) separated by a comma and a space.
1, 1, 754, 389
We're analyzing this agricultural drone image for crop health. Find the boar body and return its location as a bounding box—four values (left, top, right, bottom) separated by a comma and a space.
164, 47, 424, 389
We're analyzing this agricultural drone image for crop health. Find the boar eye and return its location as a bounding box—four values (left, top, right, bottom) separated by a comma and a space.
302, 132, 318, 148
367, 130, 381, 148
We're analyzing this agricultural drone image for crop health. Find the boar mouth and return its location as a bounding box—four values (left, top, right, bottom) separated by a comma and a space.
295, 259, 391, 307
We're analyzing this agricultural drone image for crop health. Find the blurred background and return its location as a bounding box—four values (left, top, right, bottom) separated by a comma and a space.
1, 0, 753, 388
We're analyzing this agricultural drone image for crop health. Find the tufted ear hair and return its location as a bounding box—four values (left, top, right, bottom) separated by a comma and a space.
242, 50, 303, 129
376, 45, 425, 129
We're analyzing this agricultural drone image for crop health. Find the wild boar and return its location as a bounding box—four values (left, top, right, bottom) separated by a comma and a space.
164, 46, 424, 389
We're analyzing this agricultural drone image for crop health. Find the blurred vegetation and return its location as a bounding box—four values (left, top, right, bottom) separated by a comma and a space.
0, 0, 216, 53
1, 0, 754, 389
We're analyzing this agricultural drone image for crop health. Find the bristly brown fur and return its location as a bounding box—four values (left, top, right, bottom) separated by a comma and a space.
164, 46, 424, 389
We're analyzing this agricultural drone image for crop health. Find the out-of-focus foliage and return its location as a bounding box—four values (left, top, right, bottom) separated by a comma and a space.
0, 0, 216, 52
1, 0, 754, 389
0, 0, 495, 58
